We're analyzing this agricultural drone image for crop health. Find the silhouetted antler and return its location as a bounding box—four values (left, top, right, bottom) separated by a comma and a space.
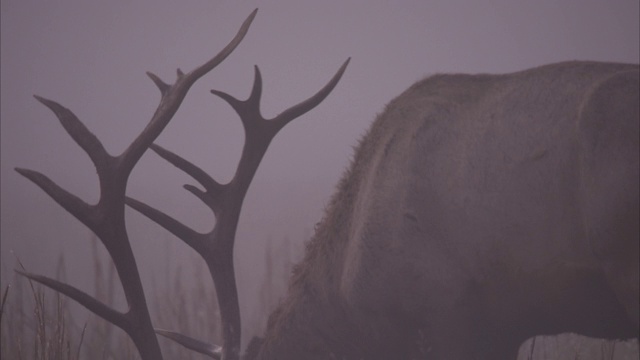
15, 9, 258, 360
126, 59, 350, 359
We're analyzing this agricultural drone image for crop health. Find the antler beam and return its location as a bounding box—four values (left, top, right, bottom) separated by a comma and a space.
127, 58, 350, 359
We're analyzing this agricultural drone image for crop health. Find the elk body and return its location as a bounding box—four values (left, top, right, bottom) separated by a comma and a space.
16, 9, 638, 360
247, 61, 639, 359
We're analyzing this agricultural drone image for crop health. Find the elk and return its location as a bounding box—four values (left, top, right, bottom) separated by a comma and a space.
16, 9, 638, 360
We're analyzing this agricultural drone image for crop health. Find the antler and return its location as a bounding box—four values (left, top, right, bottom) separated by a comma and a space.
126, 59, 350, 359
14, 9, 258, 360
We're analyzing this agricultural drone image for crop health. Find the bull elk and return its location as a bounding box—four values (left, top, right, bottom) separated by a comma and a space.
16, 9, 638, 360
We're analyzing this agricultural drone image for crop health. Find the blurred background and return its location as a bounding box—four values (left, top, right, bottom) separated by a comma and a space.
1, 0, 638, 358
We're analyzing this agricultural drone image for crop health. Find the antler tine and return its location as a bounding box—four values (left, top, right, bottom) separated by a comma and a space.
155, 329, 223, 359
150, 143, 224, 198
15, 270, 127, 330
15, 10, 259, 360
270, 57, 350, 131
33, 96, 110, 168
189, 9, 258, 81
120, 8, 258, 174
125, 196, 206, 253
14, 168, 95, 229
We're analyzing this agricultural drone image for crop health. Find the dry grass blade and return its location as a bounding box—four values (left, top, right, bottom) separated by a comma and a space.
76, 323, 87, 360
0, 285, 9, 325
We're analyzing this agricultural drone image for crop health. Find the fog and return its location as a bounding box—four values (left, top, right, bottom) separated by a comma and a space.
1, 0, 638, 352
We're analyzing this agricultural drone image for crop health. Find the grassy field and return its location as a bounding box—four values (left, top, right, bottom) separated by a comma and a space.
1, 237, 637, 359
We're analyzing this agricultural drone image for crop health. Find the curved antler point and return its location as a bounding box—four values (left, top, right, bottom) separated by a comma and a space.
146, 71, 170, 94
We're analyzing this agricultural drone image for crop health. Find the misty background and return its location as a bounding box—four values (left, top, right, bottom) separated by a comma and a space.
1, 0, 639, 352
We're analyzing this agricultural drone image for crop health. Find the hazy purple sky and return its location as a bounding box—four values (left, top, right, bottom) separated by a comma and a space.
1, 0, 639, 345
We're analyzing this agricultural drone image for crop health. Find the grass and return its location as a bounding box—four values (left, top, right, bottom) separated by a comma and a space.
1, 235, 637, 359
1, 255, 84, 360
0, 237, 224, 360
